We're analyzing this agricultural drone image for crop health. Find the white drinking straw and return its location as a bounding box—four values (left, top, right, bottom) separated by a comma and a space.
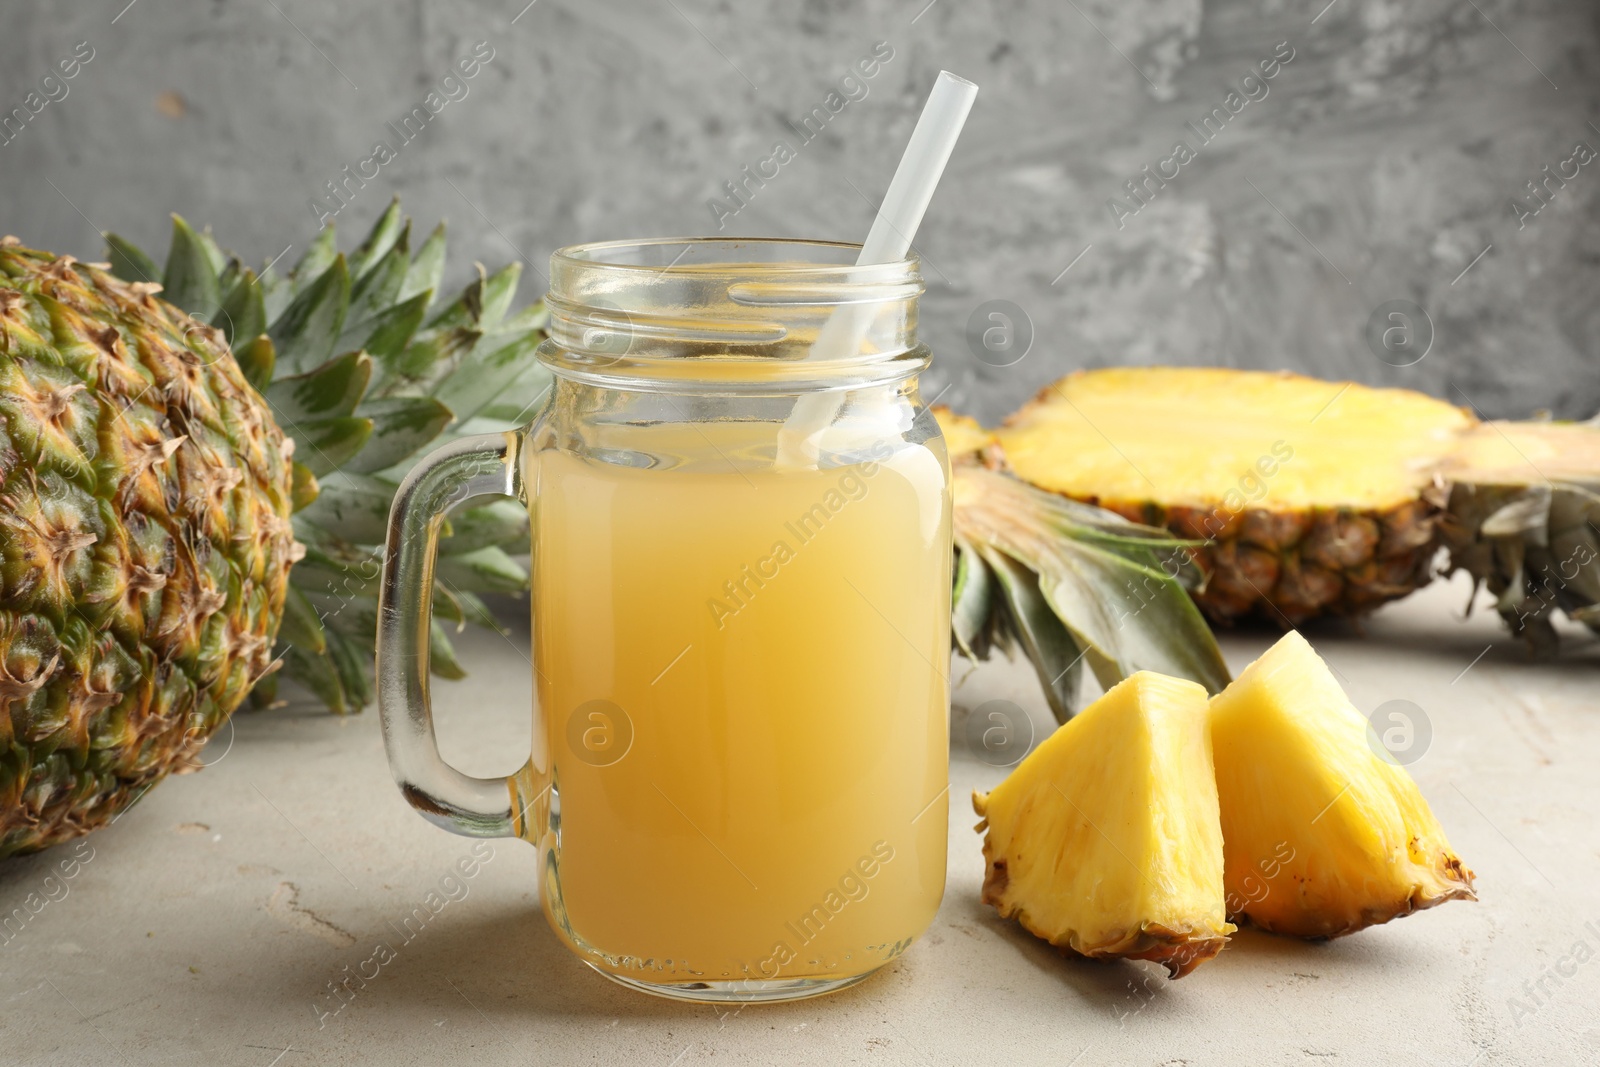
777, 71, 978, 468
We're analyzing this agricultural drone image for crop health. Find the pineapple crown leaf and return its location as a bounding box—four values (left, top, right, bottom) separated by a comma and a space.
361, 288, 434, 361
293, 415, 374, 476
401, 223, 448, 303
216, 266, 267, 348
265, 350, 373, 423
291, 224, 340, 290
343, 396, 452, 474
270, 253, 351, 376
973, 541, 1088, 722
954, 465, 1231, 722
951, 535, 994, 661
342, 224, 412, 338
103, 232, 159, 287
294, 471, 394, 544
279, 584, 329, 656
1035, 535, 1231, 696
348, 196, 405, 281
1441, 480, 1600, 653
233, 335, 275, 392
430, 328, 544, 426
162, 215, 223, 319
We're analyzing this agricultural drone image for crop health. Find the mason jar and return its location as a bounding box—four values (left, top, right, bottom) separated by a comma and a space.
378, 237, 952, 1003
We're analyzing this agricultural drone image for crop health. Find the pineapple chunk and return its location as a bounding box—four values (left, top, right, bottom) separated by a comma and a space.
974, 672, 1233, 978
1208, 632, 1476, 938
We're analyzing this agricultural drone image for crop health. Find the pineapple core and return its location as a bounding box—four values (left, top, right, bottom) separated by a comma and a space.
974, 672, 1233, 978
1208, 631, 1476, 938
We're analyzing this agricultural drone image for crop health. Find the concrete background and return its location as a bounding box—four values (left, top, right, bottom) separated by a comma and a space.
1, 0, 1597, 424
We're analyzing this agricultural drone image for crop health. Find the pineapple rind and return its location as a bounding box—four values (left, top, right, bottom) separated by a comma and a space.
975, 672, 1233, 978
0, 242, 299, 856
1209, 631, 1476, 938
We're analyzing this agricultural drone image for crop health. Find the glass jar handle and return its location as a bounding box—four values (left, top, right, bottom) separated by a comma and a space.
377, 430, 525, 838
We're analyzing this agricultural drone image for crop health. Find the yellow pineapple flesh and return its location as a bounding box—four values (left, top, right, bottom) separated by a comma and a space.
933, 405, 995, 460
974, 672, 1233, 977
1208, 631, 1475, 938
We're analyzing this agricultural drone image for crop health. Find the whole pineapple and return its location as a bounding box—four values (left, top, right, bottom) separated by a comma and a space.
0, 200, 545, 857
0, 238, 299, 857
106, 199, 549, 715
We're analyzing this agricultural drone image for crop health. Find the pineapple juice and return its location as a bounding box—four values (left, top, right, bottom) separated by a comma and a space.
527, 422, 950, 984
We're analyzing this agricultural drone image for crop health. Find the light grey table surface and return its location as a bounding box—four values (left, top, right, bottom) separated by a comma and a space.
1, 575, 1595, 1066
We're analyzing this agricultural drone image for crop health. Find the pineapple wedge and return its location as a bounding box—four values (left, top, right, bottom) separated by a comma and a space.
1208, 632, 1476, 938
974, 672, 1233, 978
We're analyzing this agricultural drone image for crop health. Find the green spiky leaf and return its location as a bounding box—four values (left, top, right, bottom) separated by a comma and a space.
952, 464, 1231, 720
291, 225, 339, 291
294, 415, 374, 476
234, 335, 275, 392
145, 198, 549, 716
342, 226, 410, 341
296, 471, 395, 545
324, 627, 373, 710
423, 263, 522, 335
435, 546, 528, 595
430, 330, 545, 424
977, 544, 1085, 724
283, 645, 347, 714
104, 233, 160, 285
344, 396, 452, 473
951, 535, 995, 661
440, 498, 528, 555
278, 585, 328, 656
475, 263, 522, 332
359, 290, 432, 360
265, 351, 372, 423
270, 255, 351, 376
348, 197, 405, 282
162, 216, 222, 318
292, 546, 381, 601
429, 621, 468, 680
445, 588, 504, 635
385, 325, 480, 385
214, 268, 267, 348
400, 223, 446, 303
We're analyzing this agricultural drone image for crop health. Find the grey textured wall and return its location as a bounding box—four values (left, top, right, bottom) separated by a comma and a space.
1, 0, 1596, 425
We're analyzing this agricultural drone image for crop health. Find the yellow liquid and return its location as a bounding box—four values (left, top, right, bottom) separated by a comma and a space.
525, 424, 950, 985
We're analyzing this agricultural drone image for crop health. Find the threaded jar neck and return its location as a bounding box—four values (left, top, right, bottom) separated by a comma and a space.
537, 238, 927, 393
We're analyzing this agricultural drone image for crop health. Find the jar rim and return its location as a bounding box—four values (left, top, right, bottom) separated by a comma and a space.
550, 237, 919, 278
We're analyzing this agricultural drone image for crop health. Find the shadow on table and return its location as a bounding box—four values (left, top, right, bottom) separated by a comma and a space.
1293, 613, 1600, 674
234, 891, 895, 1027
949, 892, 1424, 1013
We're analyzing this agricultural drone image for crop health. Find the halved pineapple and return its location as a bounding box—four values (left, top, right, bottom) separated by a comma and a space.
1208, 631, 1476, 938
974, 672, 1233, 977
996, 368, 1474, 623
